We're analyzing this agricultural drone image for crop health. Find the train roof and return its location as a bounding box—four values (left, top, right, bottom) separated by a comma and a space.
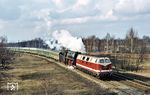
78, 54, 110, 59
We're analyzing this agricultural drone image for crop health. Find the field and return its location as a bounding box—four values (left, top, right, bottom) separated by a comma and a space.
127, 59, 150, 77
0, 53, 114, 95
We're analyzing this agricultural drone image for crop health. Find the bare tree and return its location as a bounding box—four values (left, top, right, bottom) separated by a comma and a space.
135, 39, 146, 72
105, 33, 111, 53
83, 36, 96, 52
0, 37, 15, 69
125, 28, 138, 53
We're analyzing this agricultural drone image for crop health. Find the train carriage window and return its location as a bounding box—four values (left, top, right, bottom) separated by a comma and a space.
99, 59, 104, 63
82, 56, 85, 60
86, 57, 89, 61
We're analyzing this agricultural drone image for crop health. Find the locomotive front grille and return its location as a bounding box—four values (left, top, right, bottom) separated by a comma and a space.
102, 66, 109, 70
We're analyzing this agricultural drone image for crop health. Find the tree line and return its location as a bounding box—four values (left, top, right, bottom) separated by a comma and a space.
7, 38, 49, 49
83, 28, 150, 54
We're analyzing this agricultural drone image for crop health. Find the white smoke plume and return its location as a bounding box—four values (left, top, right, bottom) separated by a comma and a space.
45, 38, 61, 50
52, 30, 85, 52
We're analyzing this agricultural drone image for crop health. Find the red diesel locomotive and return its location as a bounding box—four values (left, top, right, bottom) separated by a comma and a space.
59, 50, 112, 77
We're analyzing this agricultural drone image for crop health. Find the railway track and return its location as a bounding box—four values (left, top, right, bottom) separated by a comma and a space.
25, 53, 146, 95
112, 72, 150, 89
110, 72, 150, 95
28, 54, 134, 94
9, 47, 150, 95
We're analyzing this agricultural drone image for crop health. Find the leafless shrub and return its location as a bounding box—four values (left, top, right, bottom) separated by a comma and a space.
0, 36, 15, 69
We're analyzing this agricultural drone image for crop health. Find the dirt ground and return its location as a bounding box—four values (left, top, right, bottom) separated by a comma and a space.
0, 54, 114, 95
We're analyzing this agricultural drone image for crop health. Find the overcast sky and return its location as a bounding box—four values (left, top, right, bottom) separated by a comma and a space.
0, 0, 150, 42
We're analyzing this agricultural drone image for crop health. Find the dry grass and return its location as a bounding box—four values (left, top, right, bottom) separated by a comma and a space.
128, 60, 150, 77
0, 54, 114, 95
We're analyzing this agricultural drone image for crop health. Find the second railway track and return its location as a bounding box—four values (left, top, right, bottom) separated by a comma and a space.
111, 72, 150, 94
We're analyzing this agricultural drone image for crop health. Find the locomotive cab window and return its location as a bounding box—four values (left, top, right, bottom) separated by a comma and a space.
105, 58, 111, 63
99, 59, 104, 63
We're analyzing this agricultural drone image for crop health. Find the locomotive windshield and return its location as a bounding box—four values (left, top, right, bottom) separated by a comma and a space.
99, 59, 104, 63
105, 58, 111, 63
98, 58, 111, 63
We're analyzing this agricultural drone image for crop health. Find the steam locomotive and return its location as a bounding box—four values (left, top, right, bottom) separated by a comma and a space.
59, 50, 112, 77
